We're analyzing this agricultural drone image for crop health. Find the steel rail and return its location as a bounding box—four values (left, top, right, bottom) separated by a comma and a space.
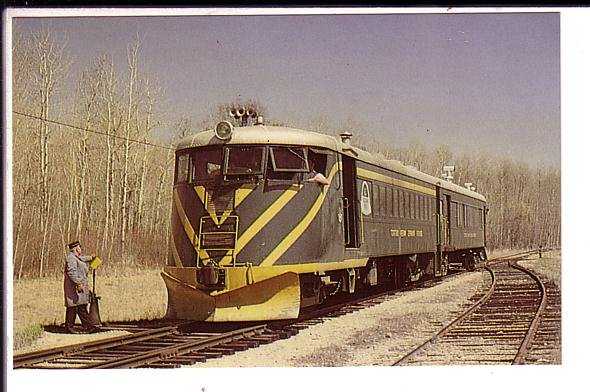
13, 325, 179, 368
392, 265, 497, 366
393, 252, 552, 366
511, 261, 548, 364
84, 324, 269, 368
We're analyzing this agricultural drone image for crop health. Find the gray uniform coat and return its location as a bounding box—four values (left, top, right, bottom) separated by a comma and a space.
64, 251, 92, 307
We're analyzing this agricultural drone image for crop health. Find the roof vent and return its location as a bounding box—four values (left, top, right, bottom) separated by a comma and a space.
255, 115, 264, 125
339, 132, 353, 144
465, 183, 476, 191
442, 165, 455, 183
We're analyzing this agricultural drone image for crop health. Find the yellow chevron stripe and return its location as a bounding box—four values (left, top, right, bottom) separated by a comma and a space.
174, 190, 199, 252
170, 232, 183, 267
260, 162, 340, 266
234, 184, 303, 256
194, 185, 207, 206
357, 168, 436, 196
192, 184, 257, 266
235, 183, 256, 208
194, 185, 219, 225
173, 189, 213, 263
195, 184, 256, 227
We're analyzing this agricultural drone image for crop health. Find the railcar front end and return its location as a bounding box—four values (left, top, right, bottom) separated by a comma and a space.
162, 124, 353, 321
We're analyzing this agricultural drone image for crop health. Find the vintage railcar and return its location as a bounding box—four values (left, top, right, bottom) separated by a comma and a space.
161, 116, 487, 321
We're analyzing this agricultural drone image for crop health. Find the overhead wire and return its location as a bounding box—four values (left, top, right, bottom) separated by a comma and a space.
12, 110, 175, 151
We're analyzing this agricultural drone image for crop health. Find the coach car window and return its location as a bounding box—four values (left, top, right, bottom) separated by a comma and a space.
386, 187, 392, 217
224, 146, 265, 176
373, 185, 380, 216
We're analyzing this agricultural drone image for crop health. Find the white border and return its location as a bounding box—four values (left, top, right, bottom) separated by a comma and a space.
4, 6, 586, 392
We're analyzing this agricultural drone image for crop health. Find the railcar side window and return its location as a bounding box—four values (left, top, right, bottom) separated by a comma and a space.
175, 153, 190, 184
224, 146, 265, 176
380, 186, 387, 217
270, 147, 308, 172
386, 187, 392, 217
403, 191, 409, 218
374, 184, 380, 216
420, 196, 424, 221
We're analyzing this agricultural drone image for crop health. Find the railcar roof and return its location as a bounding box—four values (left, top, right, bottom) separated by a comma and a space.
176, 125, 486, 203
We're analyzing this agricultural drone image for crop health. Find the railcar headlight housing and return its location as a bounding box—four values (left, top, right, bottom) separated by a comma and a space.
215, 121, 234, 141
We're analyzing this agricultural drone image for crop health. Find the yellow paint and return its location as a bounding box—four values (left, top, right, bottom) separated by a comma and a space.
259, 162, 340, 266
89, 257, 102, 270
162, 256, 369, 321
211, 272, 301, 321
194, 185, 219, 226
170, 233, 183, 267
173, 190, 199, 253
357, 168, 436, 196
234, 183, 257, 207
235, 184, 303, 255
194, 185, 208, 209
220, 257, 369, 290
390, 228, 424, 238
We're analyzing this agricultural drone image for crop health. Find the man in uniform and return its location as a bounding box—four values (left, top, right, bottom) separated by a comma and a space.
64, 241, 99, 334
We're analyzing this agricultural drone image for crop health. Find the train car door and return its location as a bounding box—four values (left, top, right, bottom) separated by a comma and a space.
342, 155, 360, 248
445, 195, 452, 245
435, 188, 452, 276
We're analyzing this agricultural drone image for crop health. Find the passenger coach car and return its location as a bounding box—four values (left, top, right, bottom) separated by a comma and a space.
162, 115, 487, 321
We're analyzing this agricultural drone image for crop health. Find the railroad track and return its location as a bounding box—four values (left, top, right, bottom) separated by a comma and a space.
15, 250, 559, 368
14, 266, 453, 369
393, 252, 559, 366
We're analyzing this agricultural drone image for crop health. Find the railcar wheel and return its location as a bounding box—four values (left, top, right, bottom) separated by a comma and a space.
465, 254, 476, 271
472, 253, 482, 269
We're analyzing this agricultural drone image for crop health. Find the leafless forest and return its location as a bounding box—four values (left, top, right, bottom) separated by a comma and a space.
11, 29, 561, 279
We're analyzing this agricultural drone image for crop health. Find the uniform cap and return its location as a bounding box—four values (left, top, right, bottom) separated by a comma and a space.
68, 241, 81, 250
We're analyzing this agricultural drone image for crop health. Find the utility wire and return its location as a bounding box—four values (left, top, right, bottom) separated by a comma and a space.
12, 110, 175, 151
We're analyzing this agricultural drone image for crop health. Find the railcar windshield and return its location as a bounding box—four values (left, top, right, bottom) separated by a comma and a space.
175, 145, 325, 185
193, 147, 223, 182
224, 146, 265, 176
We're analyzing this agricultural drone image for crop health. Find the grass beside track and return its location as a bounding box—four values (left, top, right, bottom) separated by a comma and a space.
519, 250, 561, 288
12, 267, 167, 351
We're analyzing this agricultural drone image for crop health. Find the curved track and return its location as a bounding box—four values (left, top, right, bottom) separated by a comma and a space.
15, 250, 559, 368
393, 254, 557, 366
14, 269, 449, 369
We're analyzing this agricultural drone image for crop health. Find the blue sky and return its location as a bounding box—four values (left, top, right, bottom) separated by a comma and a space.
12, 11, 561, 167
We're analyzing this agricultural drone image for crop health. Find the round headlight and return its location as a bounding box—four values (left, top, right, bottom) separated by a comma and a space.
215, 121, 234, 141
